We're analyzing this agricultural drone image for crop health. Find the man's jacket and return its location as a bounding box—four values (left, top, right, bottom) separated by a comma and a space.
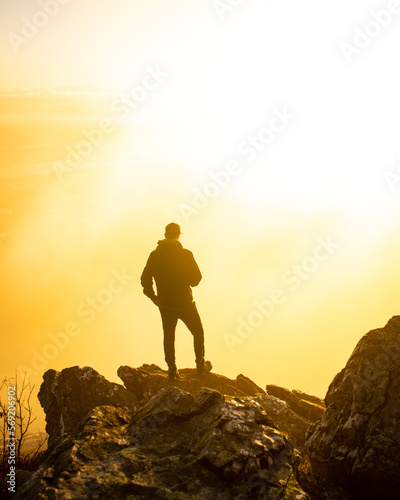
140, 239, 202, 309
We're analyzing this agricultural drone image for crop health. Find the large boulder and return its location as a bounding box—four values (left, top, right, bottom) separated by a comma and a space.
16, 387, 309, 499
305, 316, 400, 499
38, 366, 137, 450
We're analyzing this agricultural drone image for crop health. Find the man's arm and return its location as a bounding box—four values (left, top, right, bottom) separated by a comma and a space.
140, 254, 159, 305
187, 251, 202, 287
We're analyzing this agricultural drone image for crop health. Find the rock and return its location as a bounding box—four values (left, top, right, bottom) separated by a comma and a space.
266, 384, 325, 423
117, 363, 266, 404
0, 470, 33, 496
15, 470, 33, 489
254, 395, 312, 451
16, 387, 309, 499
38, 366, 137, 450
292, 389, 325, 407
297, 400, 325, 423
297, 469, 354, 500
305, 316, 400, 500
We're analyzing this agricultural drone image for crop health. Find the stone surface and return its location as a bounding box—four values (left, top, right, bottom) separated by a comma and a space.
305, 316, 400, 500
117, 365, 319, 451
16, 387, 309, 499
297, 469, 354, 500
266, 385, 325, 423
254, 395, 312, 451
117, 363, 266, 404
38, 366, 137, 450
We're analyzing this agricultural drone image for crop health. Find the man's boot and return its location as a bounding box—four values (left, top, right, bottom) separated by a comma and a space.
168, 365, 182, 381
197, 360, 212, 376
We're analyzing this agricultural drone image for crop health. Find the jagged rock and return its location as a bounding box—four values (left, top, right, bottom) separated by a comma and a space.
266, 385, 325, 423
297, 469, 354, 500
305, 316, 400, 500
117, 363, 266, 404
254, 395, 312, 451
117, 365, 320, 450
292, 389, 324, 407
38, 366, 137, 450
16, 387, 309, 499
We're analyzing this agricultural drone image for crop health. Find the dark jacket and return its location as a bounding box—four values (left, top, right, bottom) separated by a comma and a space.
140, 239, 202, 309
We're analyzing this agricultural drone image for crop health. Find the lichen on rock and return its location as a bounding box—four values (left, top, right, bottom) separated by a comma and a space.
17, 387, 308, 499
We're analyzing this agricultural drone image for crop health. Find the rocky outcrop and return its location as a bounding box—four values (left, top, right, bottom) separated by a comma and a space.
38, 366, 137, 450
17, 387, 309, 499
266, 385, 325, 423
117, 363, 266, 404
306, 316, 400, 500
37, 330, 400, 500
118, 364, 314, 449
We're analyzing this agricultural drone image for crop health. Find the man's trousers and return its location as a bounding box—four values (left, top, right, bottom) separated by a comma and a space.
159, 302, 205, 369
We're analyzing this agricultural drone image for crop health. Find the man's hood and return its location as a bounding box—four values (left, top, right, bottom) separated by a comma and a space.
156, 239, 183, 249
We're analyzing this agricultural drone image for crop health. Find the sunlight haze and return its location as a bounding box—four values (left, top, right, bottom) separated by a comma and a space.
1, 0, 400, 432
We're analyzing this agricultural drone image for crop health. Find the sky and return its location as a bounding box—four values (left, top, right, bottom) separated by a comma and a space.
1, 0, 400, 432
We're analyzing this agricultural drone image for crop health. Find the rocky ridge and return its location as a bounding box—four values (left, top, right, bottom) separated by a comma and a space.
17, 387, 309, 499
17, 366, 319, 499
13, 316, 400, 499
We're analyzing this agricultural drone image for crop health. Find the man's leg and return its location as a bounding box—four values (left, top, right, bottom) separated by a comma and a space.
179, 302, 205, 368
159, 308, 179, 372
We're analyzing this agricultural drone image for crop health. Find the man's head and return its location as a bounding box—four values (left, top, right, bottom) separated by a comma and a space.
165, 222, 182, 240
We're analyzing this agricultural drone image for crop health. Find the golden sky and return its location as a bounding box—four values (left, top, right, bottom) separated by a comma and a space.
1, 0, 400, 432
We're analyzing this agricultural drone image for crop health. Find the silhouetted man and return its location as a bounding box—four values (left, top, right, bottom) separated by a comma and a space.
141, 223, 209, 380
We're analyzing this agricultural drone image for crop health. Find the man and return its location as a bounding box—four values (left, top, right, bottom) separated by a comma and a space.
141, 223, 210, 380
